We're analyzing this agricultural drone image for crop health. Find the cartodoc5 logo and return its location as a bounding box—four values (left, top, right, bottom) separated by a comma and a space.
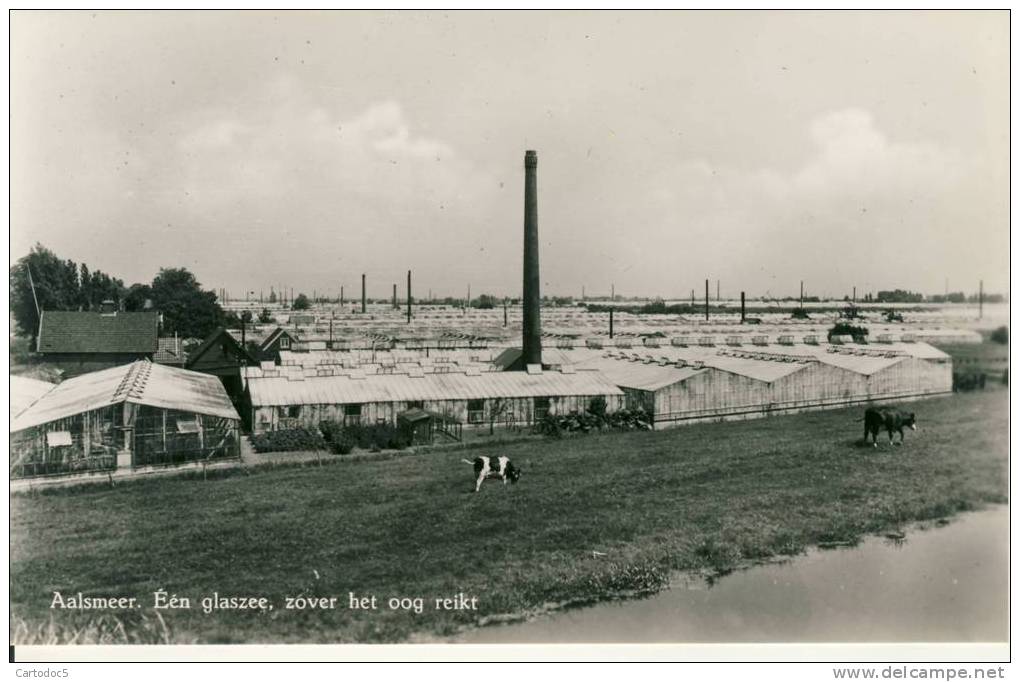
15, 670, 70, 678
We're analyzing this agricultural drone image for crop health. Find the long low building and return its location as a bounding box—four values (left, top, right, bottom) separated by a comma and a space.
10, 360, 242, 479
572, 341, 952, 426
242, 365, 624, 434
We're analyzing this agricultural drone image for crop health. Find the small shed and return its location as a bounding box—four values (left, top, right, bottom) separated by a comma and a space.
396, 408, 463, 444
258, 327, 301, 362
186, 327, 259, 420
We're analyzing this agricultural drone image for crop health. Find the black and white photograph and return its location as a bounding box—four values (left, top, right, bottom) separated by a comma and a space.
7, 9, 1010, 663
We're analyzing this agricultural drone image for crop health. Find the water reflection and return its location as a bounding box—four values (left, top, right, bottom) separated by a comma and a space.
459, 506, 1008, 643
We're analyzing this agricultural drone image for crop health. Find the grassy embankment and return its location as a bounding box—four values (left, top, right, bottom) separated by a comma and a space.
10, 389, 1008, 644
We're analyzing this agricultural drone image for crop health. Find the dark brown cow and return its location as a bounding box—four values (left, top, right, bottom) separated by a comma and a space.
863, 407, 917, 447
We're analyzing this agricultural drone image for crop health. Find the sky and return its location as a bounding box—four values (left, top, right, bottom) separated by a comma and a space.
9, 10, 1009, 300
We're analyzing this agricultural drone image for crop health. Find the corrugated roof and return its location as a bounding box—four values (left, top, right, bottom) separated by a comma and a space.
246, 369, 623, 407
573, 355, 707, 391
37, 311, 158, 354
10, 376, 56, 418
11, 360, 239, 432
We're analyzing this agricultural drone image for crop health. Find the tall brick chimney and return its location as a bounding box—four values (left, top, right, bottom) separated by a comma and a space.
522, 150, 542, 367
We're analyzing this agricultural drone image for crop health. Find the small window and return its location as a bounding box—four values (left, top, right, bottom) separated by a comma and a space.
279, 405, 301, 420
534, 397, 551, 420
46, 431, 73, 447
175, 418, 201, 434
280, 336, 291, 350
407, 400, 424, 410
344, 404, 362, 425
467, 399, 485, 424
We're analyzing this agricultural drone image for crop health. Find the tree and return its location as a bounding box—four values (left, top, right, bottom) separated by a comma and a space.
150, 267, 225, 339
292, 294, 311, 310
10, 244, 81, 338
241, 310, 253, 324
471, 294, 497, 309
258, 308, 274, 324
124, 283, 153, 312
487, 398, 510, 435
78, 263, 91, 310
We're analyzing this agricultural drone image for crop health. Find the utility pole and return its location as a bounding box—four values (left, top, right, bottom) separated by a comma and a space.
800, 280, 804, 308
716, 279, 720, 302
503, 298, 508, 327
407, 270, 412, 324
979, 280, 984, 319
26, 264, 41, 322
361, 274, 366, 314
740, 291, 746, 323
609, 309, 614, 338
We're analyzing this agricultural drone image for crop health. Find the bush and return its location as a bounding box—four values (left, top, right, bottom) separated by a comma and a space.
587, 396, 608, 419
953, 372, 987, 392
828, 323, 869, 342
990, 326, 1008, 344
250, 428, 327, 453
884, 310, 904, 323
535, 407, 652, 438
318, 420, 409, 453
790, 308, 810, 320
330, 431, 356, 455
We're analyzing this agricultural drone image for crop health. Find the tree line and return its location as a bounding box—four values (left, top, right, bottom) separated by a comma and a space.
10, 244, 232, 342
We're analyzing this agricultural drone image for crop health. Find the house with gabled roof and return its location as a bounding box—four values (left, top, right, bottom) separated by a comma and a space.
186, 327, 259, 421
35, 308, 159, 376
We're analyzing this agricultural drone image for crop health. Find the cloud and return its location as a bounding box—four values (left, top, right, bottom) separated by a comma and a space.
632, 107, 988, 294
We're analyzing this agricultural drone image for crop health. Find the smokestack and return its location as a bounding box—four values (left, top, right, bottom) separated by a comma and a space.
740, 291, 746, 323
503, 298, 508, 327
704, 279, 709, 321
361, 274, 366, 314
522, 150, 542, 367
979, 280, 983, 319
852, 286, 856, 304
800, 280, 804, 308
716, 280, 720, 302
340, 285, 344, 307
393, 284, 397, 309
609, 309, 614, 339
407, 270, 412, 324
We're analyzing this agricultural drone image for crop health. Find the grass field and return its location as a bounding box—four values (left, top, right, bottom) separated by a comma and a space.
10, 389, 1008, 644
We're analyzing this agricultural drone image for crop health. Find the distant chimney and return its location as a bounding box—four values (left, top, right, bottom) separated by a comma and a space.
521, 150, 542, 367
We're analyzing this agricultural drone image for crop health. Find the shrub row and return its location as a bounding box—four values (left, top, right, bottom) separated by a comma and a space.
535, 406, 653, 438
318, 420, 411, 454
249, 427, 327, 453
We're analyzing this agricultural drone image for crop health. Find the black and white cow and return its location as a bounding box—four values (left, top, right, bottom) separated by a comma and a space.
462, 455, 521, 492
